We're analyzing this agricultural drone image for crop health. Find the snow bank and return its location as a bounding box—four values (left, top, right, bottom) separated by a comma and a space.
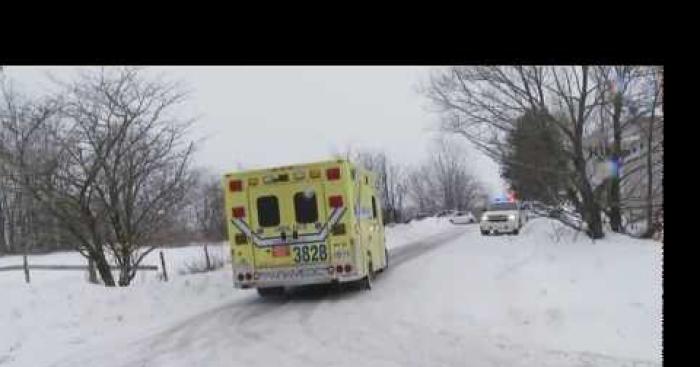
0, 243, 235, 367
385, 217, 457, 250
412, 217, 663, 364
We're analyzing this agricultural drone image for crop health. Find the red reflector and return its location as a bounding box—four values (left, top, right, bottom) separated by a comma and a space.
232, 207, 246, 218
326, 167, 341, 180
336, 265, 343, 273
344, 264, 352, 273
229, 180, 243, 192
272, 246, 290, 257
329, 195, 344, 208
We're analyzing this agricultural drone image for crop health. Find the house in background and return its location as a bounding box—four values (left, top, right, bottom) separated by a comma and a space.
584, 114, 663, 235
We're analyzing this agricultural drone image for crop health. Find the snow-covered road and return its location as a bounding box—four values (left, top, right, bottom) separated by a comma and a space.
40, 219, 661, 367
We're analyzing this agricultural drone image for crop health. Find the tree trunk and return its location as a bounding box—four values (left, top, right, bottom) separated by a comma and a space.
583, 192, 604, 239
118, 262, 132, 286
608, 179, 622, 231
92, 252, 116, 286
609, 93, 623, 232
0, 210, 6, 254
577, 66, 603, 240
644, 72, 660, 238
88, 258, 98, 284
7, 216, 15, 254
574, 171, 604, 239
574, 140, 604, 239
644, 114, 656, 238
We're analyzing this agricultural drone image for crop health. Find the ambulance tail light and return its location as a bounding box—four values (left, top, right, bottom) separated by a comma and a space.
232, 207, 246, 218
326, 167, 341, 180
229, 180, 243, 192
329, 195, 344, 208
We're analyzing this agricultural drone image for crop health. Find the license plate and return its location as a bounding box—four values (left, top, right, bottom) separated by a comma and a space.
292, 244, 328, 263
272, 246, 290, 257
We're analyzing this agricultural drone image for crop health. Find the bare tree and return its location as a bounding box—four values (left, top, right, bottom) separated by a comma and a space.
2, 68, 196, 286
354, 150, 407, 224
589, 66, 653, 232
191, 171, 227, 241
1, 80, 64, 258
421, 66, 612, 238
430, 137, 485, 212
406, 137, 485, 215
587, 66, 663, 236
643, 67, 663, 237
406, 166, 437, 214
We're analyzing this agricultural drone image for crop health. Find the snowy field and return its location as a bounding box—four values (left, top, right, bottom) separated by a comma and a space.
0, 217, 451, 286
0, 217, 662, 367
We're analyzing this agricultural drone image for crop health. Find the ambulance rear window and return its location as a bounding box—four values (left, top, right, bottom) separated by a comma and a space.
294, 191, 318, 224
257, 196, 280, 227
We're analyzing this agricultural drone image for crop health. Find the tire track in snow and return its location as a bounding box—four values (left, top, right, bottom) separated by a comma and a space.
282, 238, 470, 367
49, 227, 472, 367
388, 226, 471, 268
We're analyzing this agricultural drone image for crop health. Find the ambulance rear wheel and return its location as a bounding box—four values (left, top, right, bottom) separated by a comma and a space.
384, 248, 389, 270
361, 262, 374, 290
257, 287, 284, 298
377, 248, 388, 273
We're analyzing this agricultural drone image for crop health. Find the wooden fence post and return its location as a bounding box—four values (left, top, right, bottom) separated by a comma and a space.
159, 251, 168, 282
204, 244, 211, 271
23, 253, 30, 284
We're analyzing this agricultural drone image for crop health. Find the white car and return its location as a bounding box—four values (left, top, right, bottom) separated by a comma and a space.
449, 211, 476, 224
480, 201, 523, 235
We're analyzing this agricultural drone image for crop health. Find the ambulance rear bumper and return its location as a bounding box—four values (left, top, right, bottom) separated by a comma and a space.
233, 265, 363, 288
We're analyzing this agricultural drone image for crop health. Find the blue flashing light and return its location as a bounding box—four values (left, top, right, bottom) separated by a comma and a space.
610, 158, 620, 178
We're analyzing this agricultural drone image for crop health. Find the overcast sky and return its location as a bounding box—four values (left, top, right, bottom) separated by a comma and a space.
3, 66, 505, 195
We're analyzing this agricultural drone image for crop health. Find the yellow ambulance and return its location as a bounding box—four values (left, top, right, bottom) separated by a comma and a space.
223, 159, 388, 297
